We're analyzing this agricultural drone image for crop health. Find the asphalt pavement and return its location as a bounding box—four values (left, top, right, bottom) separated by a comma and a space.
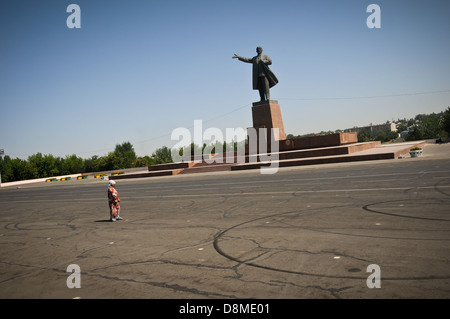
0, 143, 449, 300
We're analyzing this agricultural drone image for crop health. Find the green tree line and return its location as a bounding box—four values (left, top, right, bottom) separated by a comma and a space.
0, 142, 152, 183
0, 140, 243, 183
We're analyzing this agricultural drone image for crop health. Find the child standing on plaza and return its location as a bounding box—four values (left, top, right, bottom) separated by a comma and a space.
107, 180, 123, 222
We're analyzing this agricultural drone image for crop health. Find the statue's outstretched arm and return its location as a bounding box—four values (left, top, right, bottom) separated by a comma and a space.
232, 54, 251, 63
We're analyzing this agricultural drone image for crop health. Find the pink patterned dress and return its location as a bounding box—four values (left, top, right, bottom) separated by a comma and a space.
108, 186, 120, 219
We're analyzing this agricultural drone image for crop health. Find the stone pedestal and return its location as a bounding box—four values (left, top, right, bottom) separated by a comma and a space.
251, 100, 286, 141
247, 100, 286, 154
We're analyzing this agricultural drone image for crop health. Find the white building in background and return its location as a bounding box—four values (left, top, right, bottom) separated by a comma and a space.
347, 122, 397, 136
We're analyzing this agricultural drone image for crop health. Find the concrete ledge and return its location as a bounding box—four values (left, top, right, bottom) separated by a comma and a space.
1, 173, 82, 188
148, 162, 194, 172
284, 132, 358, 151
178, 164, 234, 174
232, 141, 425, 171
277, 141, 380, 160
231, 152, 396, 171
110, 169, 184, 180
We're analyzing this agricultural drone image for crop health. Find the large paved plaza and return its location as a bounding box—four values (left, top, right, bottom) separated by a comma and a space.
0, 144, 449, 299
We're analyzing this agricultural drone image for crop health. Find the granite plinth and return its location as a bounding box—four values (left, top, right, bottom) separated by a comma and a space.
251, 101, 286, 141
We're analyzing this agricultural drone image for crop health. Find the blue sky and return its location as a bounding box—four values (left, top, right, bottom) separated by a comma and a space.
1, 0, 449, 159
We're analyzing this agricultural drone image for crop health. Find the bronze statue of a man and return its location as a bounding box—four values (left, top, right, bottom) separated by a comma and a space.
233, 46, 278, 102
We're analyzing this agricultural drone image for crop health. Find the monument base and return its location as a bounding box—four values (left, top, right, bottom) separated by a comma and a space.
250, 100, 286, 141
246, 100, 286, 154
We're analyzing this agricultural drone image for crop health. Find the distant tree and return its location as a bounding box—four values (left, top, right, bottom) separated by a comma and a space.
375, 131, 387, 142
44, 154, 63, 176
387, 131, 400, 141
63, 154, 84, 174
133, 156, 155, 167
84, 155, 100, 173
419, 112, 443, 139
114, 142, 133, 154
146, 155, 156, 166
396, 122, 408, 133
414, 113, 427, 122
114, 142, 137, 168
6, 158, 38, 182
442, 107, 450, 136
152, 146, 173, 164
405, 125, 424, 141
0, 155, 13, 182
97, 152, 123, 171
358, 130, 372, 142
27, 153, 65, 177
27, 153, 45, 177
